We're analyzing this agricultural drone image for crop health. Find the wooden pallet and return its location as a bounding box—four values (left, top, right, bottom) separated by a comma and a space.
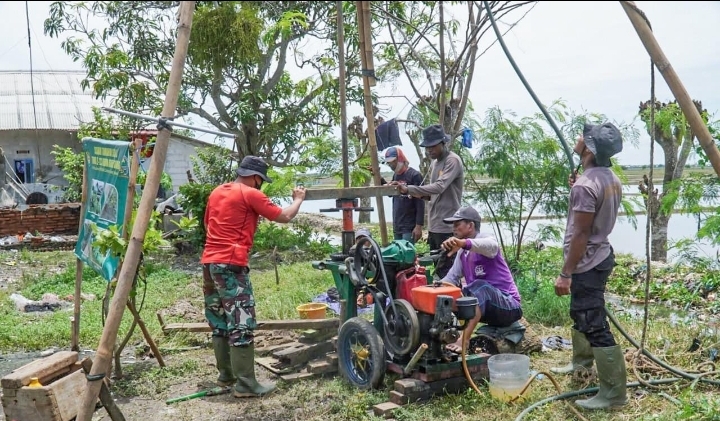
252, 332, 339, 383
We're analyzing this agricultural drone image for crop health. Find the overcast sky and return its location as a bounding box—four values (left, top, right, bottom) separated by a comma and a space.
1, 1, 718, 169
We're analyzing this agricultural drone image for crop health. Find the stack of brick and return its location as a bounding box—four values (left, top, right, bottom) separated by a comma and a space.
0, 204, 81, 237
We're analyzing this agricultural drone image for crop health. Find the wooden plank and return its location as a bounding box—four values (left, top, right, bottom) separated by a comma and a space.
304, 185, 399, 201
47, 369, 88, 421
272, 340, 336, 367
2, 392, 59, 420
255, 357, 296, 375
307, 360, 338, 375
2, 369, 90, 421
298, 328, 337, 344
255, 343, 296, 357
279, 372, 316, 383
1, 351, 78, 389
162, 318, 341, 334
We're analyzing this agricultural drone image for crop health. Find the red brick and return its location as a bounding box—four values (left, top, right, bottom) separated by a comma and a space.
0, 204, 81, 236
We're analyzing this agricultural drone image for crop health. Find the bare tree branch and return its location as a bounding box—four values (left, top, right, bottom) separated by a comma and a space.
452, 3, 480, 137
385, 7, 438, 114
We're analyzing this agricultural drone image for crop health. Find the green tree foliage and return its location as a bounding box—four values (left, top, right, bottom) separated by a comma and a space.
44, 1, 354, 170
638, 99, 710, 261
464, 100, 639, 262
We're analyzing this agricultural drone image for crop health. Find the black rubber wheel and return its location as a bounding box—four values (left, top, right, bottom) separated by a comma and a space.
337, 317, 387, 390
383, 299, 421, 357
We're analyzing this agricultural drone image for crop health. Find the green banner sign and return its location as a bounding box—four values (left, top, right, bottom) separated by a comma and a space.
75, 138, 131, 281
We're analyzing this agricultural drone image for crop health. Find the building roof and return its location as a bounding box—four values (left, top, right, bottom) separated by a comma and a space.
0, 70, 103, 131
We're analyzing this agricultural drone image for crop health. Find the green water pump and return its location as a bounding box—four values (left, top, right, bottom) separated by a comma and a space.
311, 238, 424, 323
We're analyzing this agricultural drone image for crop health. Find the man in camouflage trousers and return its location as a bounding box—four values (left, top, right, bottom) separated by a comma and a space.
201, 156, 306, 398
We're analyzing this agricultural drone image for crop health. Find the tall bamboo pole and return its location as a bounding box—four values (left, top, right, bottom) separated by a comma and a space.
621, 1, 720, 179
356, 0, 388, 245
337, 1, 349, 188
71, 159, 87, 352
75, 2, 196, 420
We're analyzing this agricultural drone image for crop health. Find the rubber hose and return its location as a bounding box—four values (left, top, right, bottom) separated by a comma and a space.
460, 323, 483, 394
514, 377, 682, 421
607, 307, 720, 386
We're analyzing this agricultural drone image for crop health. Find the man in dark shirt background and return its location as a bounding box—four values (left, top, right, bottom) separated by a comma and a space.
380, 147, 425, 243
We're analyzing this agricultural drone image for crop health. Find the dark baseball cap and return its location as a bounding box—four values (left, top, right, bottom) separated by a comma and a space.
236, 155, 273, 183
443, 206, 481, 224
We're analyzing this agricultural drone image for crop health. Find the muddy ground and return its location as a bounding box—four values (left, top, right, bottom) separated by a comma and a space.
0, 213, 361, 421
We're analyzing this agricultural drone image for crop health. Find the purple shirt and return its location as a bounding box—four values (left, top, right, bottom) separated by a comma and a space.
442, 232, 521, 303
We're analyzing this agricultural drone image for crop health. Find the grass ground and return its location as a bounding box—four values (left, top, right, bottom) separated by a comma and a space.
1, 248, 719, 421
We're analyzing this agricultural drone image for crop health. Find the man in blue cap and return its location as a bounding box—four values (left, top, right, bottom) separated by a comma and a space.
552, 122, 626, 410
201, 155, 306, 398
391, 124, 464, 280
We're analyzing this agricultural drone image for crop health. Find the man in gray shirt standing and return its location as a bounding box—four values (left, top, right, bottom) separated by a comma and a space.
553, 122, 626, 411
392, 124, 464, 280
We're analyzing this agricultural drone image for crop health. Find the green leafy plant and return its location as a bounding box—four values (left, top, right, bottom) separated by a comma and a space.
51, 146, 84, 202
137, 170, 174, 195
91, 210, 169, 260
170, 215, 201, 254
253, 221, 333, 259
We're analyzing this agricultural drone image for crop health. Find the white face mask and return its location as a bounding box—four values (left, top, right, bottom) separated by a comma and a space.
393, 161, 406, 174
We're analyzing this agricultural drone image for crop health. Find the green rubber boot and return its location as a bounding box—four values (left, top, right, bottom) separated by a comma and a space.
575, 345, 628, 410
212, 336, 235, 387
230, 344, 276, 398
550, 329, 594, 374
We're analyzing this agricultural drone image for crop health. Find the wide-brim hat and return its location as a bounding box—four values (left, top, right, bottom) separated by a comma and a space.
236, 155, 273, 183
583, 122, 623, 167
419, 124, 450, 147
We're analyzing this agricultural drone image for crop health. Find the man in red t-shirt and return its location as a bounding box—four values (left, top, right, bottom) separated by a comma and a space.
201, 155, 305, 398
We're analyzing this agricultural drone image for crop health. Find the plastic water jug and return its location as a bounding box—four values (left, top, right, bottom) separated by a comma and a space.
487, 353, 530, 402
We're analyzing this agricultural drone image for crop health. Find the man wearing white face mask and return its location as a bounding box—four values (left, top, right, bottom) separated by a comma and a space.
378, 146, 425, 243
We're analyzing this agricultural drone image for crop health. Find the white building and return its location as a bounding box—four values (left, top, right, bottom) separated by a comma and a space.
0, 70, 220, 205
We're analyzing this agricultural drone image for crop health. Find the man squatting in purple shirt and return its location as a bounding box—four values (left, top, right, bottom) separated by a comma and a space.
438, 206, 522, 354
